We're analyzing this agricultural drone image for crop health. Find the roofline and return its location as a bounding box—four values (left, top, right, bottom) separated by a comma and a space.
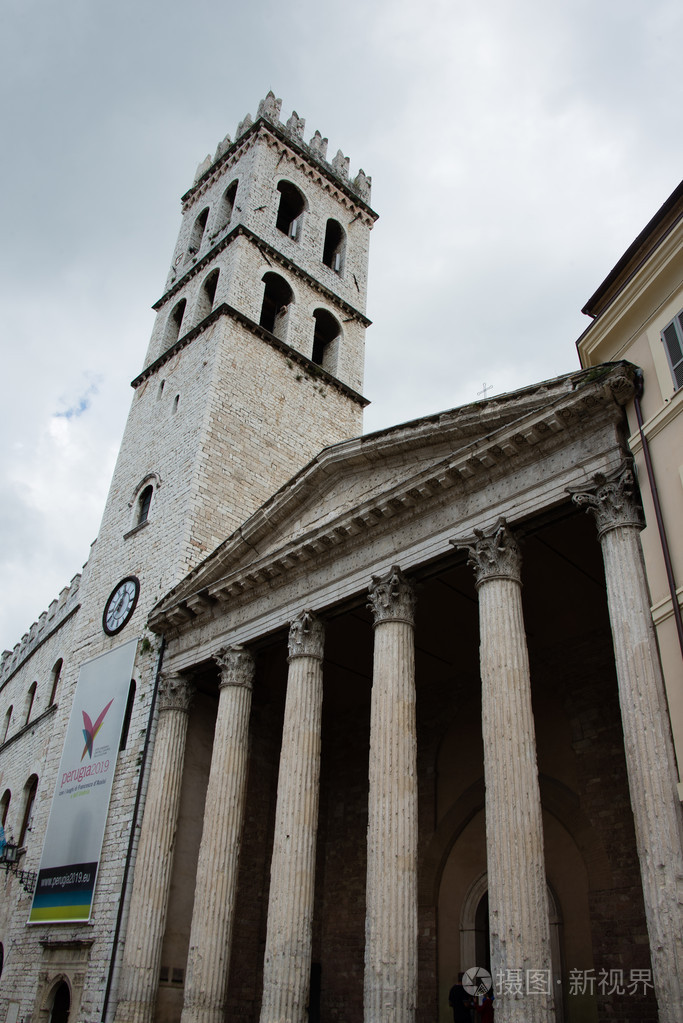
182, 116, 378, 221
581, 178, 683, 320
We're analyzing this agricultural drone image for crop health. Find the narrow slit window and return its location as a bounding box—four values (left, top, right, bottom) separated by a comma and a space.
49, 660, 63, 706
24, 682, 37, 725
119, 680, 136, 750
0, 790, 10, 827
3, 707, 12, 743
137, 486, 153, 525
18, 775, 38, 847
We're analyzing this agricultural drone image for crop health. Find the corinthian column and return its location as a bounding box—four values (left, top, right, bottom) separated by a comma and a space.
260, 611, 325, 1023
180, 646, 255, 1023
115, 673, 193, 1023
364, 567, 417, 1023
456, 522, 554, 1023
571, 467, 683, 1021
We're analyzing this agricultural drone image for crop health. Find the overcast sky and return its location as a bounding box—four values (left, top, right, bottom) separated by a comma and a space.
1, 0, 681, 651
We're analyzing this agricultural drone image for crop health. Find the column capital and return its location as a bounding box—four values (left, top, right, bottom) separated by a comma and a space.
368, 565, 415, 627
454, 519, 522, 587
214, 645, 255, 690
569, 464, 644, 538
288, 610, 324, 661
158, 672, 194, 714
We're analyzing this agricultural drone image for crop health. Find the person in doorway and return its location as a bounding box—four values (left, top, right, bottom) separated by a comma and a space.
448, 974, 473, 1021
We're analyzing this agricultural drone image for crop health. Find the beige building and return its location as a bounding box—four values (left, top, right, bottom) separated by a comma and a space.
577, 181, 683, 799
1, 96, 682, 1023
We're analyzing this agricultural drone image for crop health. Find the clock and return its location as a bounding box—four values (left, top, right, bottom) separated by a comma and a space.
102, 576, 140, 636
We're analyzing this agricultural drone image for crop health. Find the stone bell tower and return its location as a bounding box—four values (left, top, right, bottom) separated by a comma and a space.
93, 91, 377, 620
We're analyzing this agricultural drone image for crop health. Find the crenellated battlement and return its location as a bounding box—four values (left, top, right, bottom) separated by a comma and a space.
190, 91, 372, 204
0, 573, 82, 684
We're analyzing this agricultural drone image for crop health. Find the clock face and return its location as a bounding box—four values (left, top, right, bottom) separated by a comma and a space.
103, 576, 140, 636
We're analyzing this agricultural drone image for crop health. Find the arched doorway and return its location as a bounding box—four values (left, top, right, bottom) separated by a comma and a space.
48, 981, 70, 1023
459, 874, 565, 1022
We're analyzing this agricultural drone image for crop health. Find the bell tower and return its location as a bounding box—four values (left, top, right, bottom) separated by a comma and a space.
91, 92, 377, 615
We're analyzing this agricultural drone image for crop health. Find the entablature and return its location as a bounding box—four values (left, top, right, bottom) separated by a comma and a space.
149, 365, 636, 658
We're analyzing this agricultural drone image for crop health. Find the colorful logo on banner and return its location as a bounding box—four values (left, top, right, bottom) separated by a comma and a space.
81, 699, 114, 760
28, 640, 138, 924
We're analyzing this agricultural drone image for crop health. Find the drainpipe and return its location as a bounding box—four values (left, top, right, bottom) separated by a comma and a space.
633, 369, 683, 659
101, 636, 166, 1023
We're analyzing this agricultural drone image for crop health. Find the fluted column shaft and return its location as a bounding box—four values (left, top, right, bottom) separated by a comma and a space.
180, 646, 255, 1023
115, 674, 193, 1023
458, 523, 554, 1023
260, 611, 325, 1023
364, 567, 417, 1023
572, 468, 683, 1021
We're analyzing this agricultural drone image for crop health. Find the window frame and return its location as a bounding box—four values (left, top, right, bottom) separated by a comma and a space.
661, 311, 683, 391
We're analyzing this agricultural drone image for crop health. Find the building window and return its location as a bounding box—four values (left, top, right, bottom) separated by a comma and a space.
661, 311, 683, 390
18, 775, 38, 847
0, 789, 10, 827
3, 707, 12, 743
137, 486, 153, 526
276, 181, 306, 240
188, 207, 210, 259
49, 660, 63, 706
119, 680, 136, 751
195, 268, 220, 323
165, 299, 187, 349
312, 308, 341, 372
221, 181, 238, 229
322, 219, 345, 273
259, 272, 294, 340
24, 682, 37, 725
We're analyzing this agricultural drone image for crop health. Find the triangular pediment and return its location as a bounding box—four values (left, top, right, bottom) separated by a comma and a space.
150, 364, 634, 631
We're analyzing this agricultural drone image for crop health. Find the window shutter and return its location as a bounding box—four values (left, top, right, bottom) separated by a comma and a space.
662, 314, 683, 390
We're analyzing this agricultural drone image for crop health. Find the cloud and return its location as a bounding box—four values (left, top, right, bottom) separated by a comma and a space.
53, 378, 101, 421
1, 0, 682, 649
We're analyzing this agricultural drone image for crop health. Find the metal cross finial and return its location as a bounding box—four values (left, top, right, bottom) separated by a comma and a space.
478, 382, 493, 399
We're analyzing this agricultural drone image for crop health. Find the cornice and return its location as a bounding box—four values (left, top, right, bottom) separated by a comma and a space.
148, 365, 634, 637
130, 302, 368, 407
181, 118, 378, 221
0, 603, 81, 693
153, 224, 371, 329
577, 220, 683, 363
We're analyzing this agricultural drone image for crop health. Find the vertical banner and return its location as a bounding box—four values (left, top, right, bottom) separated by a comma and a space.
28, 639, 138, 923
